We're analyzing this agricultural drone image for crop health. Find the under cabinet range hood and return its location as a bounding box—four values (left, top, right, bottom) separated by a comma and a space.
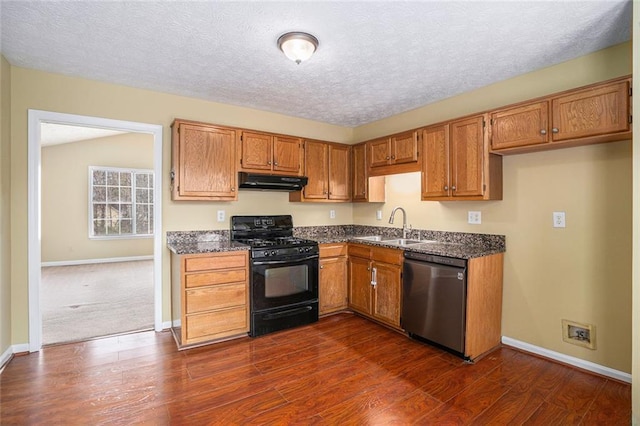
238, 172, 308, 191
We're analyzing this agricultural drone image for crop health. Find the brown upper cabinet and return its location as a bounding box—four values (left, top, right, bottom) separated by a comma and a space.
490, 77, 631, 154
352, 142, 385, 202
290, 140, 351, 202
421, 114, 503, 201
239, 131, 302, 175
367, 130, 420, 176
171, 119, 238, 201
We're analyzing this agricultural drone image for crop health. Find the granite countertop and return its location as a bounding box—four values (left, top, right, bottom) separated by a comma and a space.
317, 236, 502, 259
167, 226, 505, 259
166, 230, 250, 255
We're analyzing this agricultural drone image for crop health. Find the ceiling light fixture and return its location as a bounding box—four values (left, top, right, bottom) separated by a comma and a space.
277, 32, 319, 64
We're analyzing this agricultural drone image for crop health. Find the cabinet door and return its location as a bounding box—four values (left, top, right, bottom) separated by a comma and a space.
391, 130, 418, 164
302, 140, 328, 200
421, 124, 450, 199
273, 136, 302, 173
348, 256, 372, 315
240, 131, 273, 171
490, 101, 549, 150
450, 116, 485, 198
328, 144, 351, 200
369, 138, 391, 168
551, 80, 630, 142
319, 256, 348, 315
176, 123, 236, 199
372, 261, 401, 327
352, 143, 367, 201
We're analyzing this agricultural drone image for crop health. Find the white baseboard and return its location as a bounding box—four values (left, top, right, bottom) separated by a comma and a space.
0, 345, 13, 370
162, 321, 173, 330
502, 336, 631, 383
172, 319, 182, 327
0, 343, 30, 371
41, 255, 153, 267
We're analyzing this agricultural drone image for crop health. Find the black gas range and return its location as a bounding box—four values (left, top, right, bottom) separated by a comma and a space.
231, 215, 319, 337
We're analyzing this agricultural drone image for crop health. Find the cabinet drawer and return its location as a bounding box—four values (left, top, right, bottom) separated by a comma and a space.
348, 243, 371, 258
185, 269, 247, 288
371, 247, 403, 265
185, 252, 247, 272
186, 306, 248, 341
186, 283, 247, 314
320, 243, 347, 258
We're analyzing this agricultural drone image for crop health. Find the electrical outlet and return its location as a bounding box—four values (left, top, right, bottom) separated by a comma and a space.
217, 210, 225, 222
376, 210, 382, 220
329, 210, 336, 219
553, 211, 566, 228
468, 211, 481, 224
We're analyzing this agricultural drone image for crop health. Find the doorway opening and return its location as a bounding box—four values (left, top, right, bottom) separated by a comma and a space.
28, 110, 163, 351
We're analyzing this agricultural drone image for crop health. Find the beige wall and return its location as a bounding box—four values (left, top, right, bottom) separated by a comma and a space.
632, 0, 639, 421
1, 56, 12, 357
6, 42, 635, 376
41, 133, 154, 263
9, 67, 353, 346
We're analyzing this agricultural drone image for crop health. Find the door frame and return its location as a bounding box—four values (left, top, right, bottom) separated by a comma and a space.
28, 109, 164, 352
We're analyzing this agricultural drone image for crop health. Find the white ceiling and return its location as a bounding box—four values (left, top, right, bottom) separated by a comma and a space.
40, 123, 127, 146
0, 1, 632, 128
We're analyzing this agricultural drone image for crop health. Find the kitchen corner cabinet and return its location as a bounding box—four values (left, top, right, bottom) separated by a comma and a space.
290, 140, 351, 202
319, 243, 348, 315
239, 130, 302, 175
171, 251, 249, 347
348, 244, 403, 329
367, 130, 421, 176
421, 115, 503, 201
171, 119, 238, 201
352, 142, 385, 202
490, 77, 632, 154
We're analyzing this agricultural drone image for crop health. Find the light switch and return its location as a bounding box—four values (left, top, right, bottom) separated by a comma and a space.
329, 210, 336, 219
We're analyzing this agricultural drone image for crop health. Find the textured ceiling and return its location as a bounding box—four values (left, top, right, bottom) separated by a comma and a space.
0, 1, 632, 127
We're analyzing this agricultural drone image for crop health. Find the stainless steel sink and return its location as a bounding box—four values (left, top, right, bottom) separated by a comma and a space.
353, 235, 385, 241
382, 238, 423, 246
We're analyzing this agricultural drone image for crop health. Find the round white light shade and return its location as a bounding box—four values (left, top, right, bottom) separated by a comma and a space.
277, 32, 319, 64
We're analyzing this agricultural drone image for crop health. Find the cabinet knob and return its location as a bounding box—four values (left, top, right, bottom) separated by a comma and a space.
444, 185, 448, 191
320, 265, 324, 269
391, 155, 395, 160
552, 128, 559, 134
386, 156, 390, 160
267, 161, 272, 165
231, 187, 235, 192
540, 129, 547, 135
274, 161, 279, 166
451, 185, 456, 191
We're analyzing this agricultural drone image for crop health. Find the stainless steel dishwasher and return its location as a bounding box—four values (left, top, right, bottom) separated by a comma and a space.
402, 251, 467, 356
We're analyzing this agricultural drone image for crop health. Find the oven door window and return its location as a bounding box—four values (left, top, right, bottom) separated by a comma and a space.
252, 257, 318, 311
265, 265, 309, 297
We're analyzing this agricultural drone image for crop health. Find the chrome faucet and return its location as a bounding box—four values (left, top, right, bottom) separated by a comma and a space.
389, 207, 411, 239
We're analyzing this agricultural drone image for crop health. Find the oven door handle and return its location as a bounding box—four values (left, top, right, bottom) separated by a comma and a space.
253, 255, 319, 266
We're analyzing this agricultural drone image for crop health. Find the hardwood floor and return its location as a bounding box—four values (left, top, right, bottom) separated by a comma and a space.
0, 313, 631, 425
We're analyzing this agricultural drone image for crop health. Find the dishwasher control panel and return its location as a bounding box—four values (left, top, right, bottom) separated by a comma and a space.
404, 251, 467, 268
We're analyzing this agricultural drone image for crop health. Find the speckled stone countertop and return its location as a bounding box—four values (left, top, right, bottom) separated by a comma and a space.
168, 225, 505, 259
295, 225, 505, 260
166, 230, 249, 255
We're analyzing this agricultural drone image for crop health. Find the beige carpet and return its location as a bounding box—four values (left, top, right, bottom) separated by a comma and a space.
41, 260, 154, 345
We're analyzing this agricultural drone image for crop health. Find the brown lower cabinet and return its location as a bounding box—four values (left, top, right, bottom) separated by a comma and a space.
319, 243, 349, 315
347, 243, 403, 329
171, 250, 250, 347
